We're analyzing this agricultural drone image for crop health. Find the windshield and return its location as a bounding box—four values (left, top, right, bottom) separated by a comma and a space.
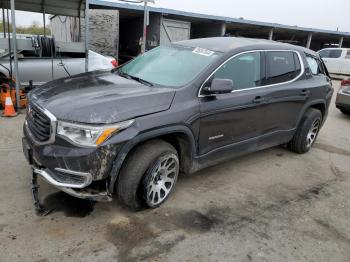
119, 45, 221, 88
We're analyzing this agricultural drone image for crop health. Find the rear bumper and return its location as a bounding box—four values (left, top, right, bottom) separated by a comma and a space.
336, 91, 350, 110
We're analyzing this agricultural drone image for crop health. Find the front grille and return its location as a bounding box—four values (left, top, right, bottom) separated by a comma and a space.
27, 104, 51, 142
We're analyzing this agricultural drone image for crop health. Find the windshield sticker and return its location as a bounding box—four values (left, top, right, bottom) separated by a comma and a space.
193, 47, 215, 57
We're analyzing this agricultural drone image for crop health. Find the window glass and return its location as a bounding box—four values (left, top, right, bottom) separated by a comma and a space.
306, 55, 326, 76
120, 45, 221, 88
306, 56, 319, 75
319, 49, 342, 58
346, 50, 350, 59
211, 52, 261, 90
265, 51, 301, 85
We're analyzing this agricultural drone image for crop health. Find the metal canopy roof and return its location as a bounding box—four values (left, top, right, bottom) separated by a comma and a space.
91, 0, 350, 37
0, 0, 85, 17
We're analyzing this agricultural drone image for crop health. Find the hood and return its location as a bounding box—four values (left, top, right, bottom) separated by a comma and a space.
29, 70, 176, 124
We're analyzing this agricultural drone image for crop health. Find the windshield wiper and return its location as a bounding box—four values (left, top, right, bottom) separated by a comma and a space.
118, 70, 153, 87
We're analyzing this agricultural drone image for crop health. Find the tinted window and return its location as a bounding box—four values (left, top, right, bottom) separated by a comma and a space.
306, 55, 325, 76
265, 51, 301, 85
306, 56, 319, 75
319, 49, 342, 58
212, 52, 261, 90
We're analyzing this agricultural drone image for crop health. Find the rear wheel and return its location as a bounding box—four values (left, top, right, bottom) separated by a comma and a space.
288, 108, 322, 154
117, 140, 179, 210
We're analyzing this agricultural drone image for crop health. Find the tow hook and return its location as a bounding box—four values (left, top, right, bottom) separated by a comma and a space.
31, 170, 52, 216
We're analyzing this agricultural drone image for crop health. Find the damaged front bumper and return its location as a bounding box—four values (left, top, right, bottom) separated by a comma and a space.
32, 167, 112, 202
22, 126, 121, 202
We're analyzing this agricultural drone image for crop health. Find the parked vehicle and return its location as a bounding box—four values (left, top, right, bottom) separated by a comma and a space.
335, 78, 350, 115
318, 48, 350, 76
0, 50, 117, 86
22, 37, 333, 210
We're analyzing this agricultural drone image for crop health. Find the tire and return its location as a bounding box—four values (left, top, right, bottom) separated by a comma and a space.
288, 108, 322, 154
117, 139, 179, 210
340, 108, 350, 115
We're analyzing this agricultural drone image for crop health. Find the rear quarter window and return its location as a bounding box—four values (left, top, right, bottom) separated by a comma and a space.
265, 51, 301, 85
306, 55, 325, 75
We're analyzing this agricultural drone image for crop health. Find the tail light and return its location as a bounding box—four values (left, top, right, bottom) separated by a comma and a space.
111, 59, 118, 68
340, 79, 350, 92
341, 79, 350, 86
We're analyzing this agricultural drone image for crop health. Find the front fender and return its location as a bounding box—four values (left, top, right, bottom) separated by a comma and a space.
108, 125, 197, 194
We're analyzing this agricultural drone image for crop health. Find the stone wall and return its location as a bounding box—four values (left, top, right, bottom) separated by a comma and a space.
51, 9, 119, 58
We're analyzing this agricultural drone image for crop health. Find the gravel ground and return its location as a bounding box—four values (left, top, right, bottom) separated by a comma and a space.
0, 81, 349, 262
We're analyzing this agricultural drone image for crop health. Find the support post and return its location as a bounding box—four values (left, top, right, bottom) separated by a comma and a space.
339, 37, 344, 48
43, 9, 46, 36
10, 0, 20, 109
306, 33, 312, 49
6, 6, 12, 76
268, 28, 274, 40
84, 0, 89, 72
2, 8, 6, 38
221, 23, 226, 37
141, 1, 148, 54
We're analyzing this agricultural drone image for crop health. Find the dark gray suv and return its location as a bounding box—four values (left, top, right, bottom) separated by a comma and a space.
22, 37, 333, 210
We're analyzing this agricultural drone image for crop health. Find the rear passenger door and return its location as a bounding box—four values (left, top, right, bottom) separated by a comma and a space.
260, 51, 309, 138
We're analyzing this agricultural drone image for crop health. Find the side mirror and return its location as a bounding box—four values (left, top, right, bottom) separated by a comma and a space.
203, 78, 234, 94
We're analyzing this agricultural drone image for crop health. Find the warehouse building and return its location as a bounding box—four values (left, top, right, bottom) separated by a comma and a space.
51, 0, 350, 62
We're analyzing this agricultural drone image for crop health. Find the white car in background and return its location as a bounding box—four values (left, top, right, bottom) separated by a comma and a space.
0, 50, 118, 86
318, 48, 350, 76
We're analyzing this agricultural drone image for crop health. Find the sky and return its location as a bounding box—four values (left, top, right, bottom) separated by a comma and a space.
4, 0, 350, 33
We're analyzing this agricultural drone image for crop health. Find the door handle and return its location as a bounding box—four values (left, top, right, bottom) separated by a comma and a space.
301, 89, 311, 96
252, 96, 265, 104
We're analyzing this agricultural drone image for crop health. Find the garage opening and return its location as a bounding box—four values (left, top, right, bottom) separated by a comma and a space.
191, 22, 225, 39
119, 14, 143, 64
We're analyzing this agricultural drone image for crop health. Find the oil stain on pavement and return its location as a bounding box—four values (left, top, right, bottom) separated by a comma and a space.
42, 192, 95, 218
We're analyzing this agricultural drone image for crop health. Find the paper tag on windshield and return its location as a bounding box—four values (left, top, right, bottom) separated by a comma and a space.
193, 47, 214, 57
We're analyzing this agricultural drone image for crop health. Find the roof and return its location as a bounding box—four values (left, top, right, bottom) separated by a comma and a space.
0, 0, 85, 17
90, 0, 350, 37
175, 37, 316, 55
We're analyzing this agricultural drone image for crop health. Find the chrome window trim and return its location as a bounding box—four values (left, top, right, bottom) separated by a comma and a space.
198, 49, 305, 97
25, 102, 57, 146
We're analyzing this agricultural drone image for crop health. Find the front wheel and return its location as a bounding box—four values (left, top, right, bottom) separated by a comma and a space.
142, 152, 179, 208
288, 108, 322, 154
117, 140, 179, 210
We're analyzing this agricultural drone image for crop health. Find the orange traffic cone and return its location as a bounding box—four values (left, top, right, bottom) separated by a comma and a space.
2, 91, 17, 117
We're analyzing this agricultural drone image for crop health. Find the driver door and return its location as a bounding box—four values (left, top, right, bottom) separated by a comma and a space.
198, 51, 268, 155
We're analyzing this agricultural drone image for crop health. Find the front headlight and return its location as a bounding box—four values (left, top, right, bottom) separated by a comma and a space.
57, 119, 135, 147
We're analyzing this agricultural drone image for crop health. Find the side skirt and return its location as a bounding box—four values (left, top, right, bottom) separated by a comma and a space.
191, 129, 295, 173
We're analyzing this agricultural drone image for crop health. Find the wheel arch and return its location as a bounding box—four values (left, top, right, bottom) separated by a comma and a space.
108, 125, 197, 194
297, 100, 326, 127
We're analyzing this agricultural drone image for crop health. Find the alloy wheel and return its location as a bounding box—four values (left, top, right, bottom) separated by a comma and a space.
145, 153, 179, 206
306, 119, 320, 148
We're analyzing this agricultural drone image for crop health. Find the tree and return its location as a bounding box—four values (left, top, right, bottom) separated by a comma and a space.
0, 20, 50, 35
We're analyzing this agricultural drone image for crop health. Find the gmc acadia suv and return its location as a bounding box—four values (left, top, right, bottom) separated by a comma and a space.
22, 37, 333, 210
